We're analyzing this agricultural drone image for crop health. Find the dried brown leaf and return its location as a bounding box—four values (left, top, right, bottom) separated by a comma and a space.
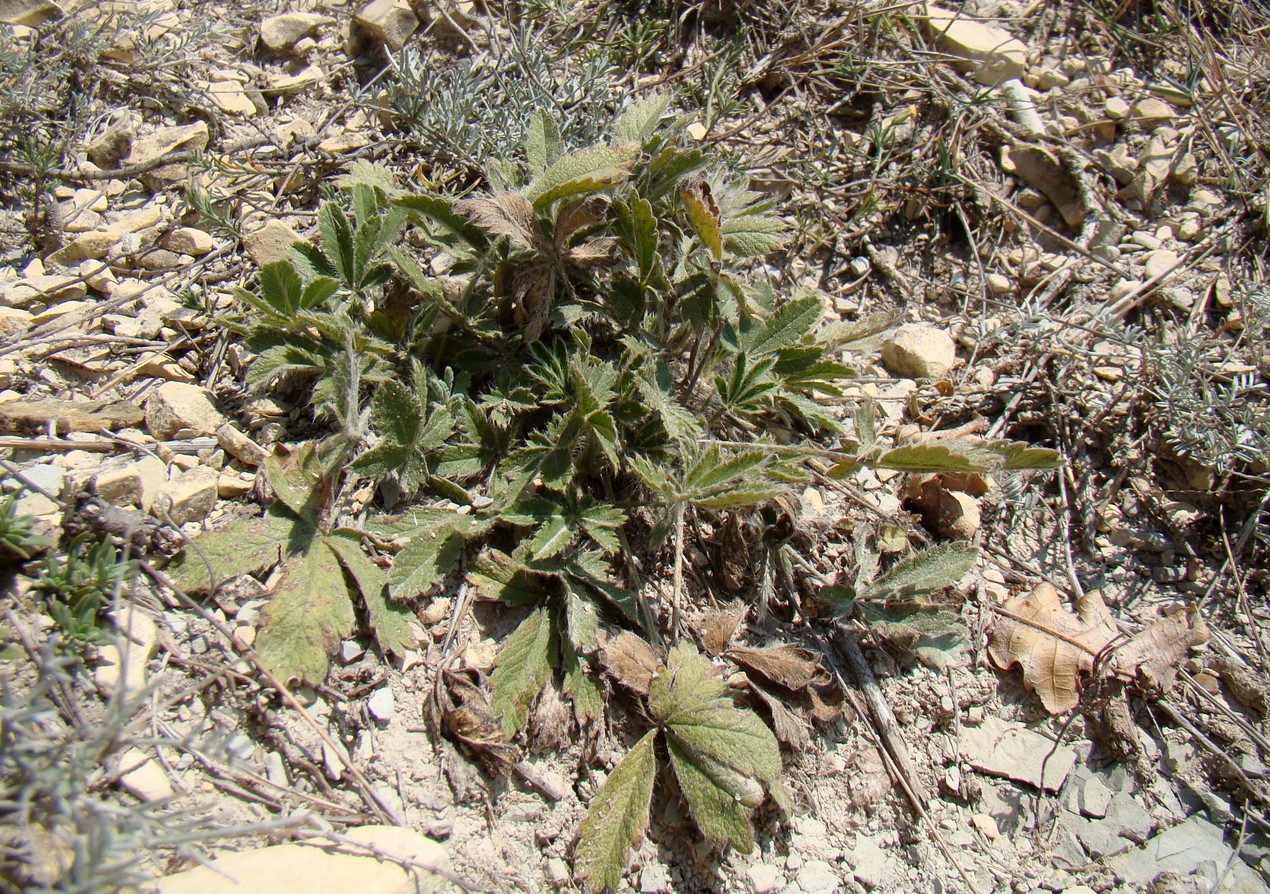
554, 196, 607, 244
437, 668, 520, 774
457, 191, 544, 253
1109, 604, 1209, 694
565, 237, 619, 265
599, 631, 662, 697
726, 644, 828, 691
699, 602, 747, 657
987, 583, 1118, 714
747, 680, 811, 749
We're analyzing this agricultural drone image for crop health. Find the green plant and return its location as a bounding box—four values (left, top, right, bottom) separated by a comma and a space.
171, 94, 1060, 885
0, 495, 48, 564
28, 536, 134, 648
575, 642, 787, 891
164, 442, 414, 684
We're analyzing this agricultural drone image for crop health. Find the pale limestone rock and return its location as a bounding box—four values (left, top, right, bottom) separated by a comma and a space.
1104, 96, 1131, 120
267, 64, 325, 95
353, 0, 419, 51
111, 204, 165, 235
87, 116, 135, 168
217, 473, 253, 499
94, 608, 158, 697
156, 825, 452, 894
0, 0, 63, 26
79, 258, 117, 293
1131, 97, 1175, 129
161, 227, 215, 256
0, 307, 33, 336
880, 323, 956, 378
156, 467, 218, 524
91, 463, 145, 507
205, 79, 257, 117
0, 274, 87, 308
117, 748, 174, 802
216, 423, 269, 467
244, 219, 303, 268
30, 300, 91, 327
134, 454, 170, 511
45, 228, 121, 265
1000, 144, 1084, 230
1143, 249, 1179, 281
923, 6, 1026, 86
260, 12, 333, 52
145, 382, 227, 439
123, 121, 209, 167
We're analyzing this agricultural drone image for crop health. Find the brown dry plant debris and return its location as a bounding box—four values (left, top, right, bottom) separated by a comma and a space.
987, 583, 1210, 714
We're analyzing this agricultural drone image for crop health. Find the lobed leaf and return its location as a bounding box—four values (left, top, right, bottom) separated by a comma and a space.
164, 508, 302, 595
326, 532, 415, 657
650, 644, 783, 853
255, 541, 357, 685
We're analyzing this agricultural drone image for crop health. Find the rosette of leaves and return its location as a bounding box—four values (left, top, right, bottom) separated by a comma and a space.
575, 641, 788, 891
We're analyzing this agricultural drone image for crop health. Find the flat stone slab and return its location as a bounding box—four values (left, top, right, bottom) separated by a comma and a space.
0, 397, 144, 433
1108, 815, 1267, 892
960, 715, 1077, 792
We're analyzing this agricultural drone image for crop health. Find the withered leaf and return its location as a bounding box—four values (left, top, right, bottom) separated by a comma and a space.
1108, 603, 1209, 694
988, 583, 1119, 714
437, 668, 520, 774
747, 680, 811, 749
457, 191, 545, 253
699, 602, 747, 657
598, 631, 662, 697
726, 644, 828, 691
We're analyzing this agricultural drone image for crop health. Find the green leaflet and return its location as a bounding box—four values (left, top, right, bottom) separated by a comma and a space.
649, 644, 783, 852
573, 730, 657, 892
164, 507, 301, 595
525, 108, 563, 177
525, 145, 632, 210
862, 542, 978, 605
326, 531, 415, 658
490, 606, 557, 737
255, 540, 357, 685
611, 93, 671, 145
467, 548, 555, 604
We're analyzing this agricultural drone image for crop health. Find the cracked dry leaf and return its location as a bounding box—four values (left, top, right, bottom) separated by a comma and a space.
437, 668, 520, 775
598, 631, 662, 697
699, 602, 747, 657
1107, 603, 1209, 694
725, 644, 828, 691
987, 583, 1118, 714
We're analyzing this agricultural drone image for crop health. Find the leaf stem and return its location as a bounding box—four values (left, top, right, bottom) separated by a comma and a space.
670, 502, 686, 638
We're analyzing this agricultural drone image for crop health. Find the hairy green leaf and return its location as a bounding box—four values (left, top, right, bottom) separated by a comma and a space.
574, 730, 657, 892
650, 644, 782, 852
612, 93, 671, 145
255, 541, 356, 685
862, 542, 978, 605
468, 548, 555, 604
747, 295, 823, 357
525, 145, 632, 210
264, 443, 325, 517
164, 508, 303, 595
326, 532, 415, 657
525, 108, 563, 177
490, 606, 557, 736
873, 444, 983, 473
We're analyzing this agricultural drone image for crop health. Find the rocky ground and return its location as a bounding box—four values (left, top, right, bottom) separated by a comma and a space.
1, 0, 1268, 892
